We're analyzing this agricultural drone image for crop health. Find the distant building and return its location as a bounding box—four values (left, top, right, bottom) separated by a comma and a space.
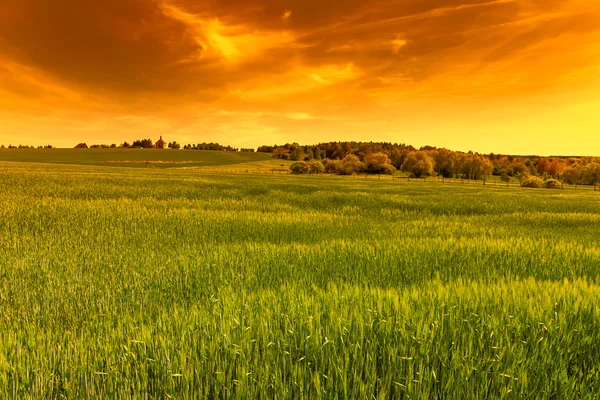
74, 143, 88, 149
155, 136, 166, 149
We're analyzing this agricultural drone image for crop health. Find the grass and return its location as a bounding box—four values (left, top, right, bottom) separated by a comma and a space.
0, 148, 272, 168
1, 161, 600, 398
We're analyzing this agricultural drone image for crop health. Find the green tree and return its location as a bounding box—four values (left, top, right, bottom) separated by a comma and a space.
559, 167, 579, 185
582, 162, 600, 185
401, 151, 435, 178
290, 162, 309, 174
272, 147, 288, 159
290, 143, 302, 161
363, 152, 395, 175
457, 153, 493, 180
338, 154, 363, 175
323, 159, 339, 173
432, 149, 457, 178
308, 161, 325, 174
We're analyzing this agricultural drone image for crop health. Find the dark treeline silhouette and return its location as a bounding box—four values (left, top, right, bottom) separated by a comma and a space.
183, 142, 239, 151
130, 139, 153, 148
262, 142, 600, 185
1, 144, 54, 149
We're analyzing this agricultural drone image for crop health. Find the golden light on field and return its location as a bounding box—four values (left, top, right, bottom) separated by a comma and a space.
0, 0, 599, 154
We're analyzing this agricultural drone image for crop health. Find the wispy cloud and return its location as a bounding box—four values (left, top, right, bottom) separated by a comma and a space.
0, 0, 599, 153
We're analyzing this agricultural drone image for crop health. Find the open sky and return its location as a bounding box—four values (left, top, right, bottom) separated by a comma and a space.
0, 0, 599, 155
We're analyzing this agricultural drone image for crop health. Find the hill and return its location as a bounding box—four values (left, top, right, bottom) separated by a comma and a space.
0, 148, 273, 169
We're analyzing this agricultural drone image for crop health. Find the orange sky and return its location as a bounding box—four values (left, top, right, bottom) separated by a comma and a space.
0, 0, 599, 155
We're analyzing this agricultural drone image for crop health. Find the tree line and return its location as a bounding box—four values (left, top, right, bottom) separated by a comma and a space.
2, 139, 598, 185
182, 142, 254, 152
1, 144, 54, 149
265, 142, 600, 185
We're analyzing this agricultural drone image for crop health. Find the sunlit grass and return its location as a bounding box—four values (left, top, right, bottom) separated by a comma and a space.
0, 148, 271, 168
1, 162, 599, 398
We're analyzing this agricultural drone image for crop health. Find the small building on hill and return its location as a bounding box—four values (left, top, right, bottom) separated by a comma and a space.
155, 136, 166, 149
74, 143, 88, 149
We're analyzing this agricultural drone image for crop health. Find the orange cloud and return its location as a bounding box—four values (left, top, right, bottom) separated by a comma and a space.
0, 0, 598, 154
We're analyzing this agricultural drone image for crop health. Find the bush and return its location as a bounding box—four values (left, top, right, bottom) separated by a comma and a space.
323, 159, 339, 173
401, 151, 435, 178
308, 161, 324, 174
520, 175, 544, 188
338, 154, 363, 175
290, 161, 325, 174
363, 153, 396, 175
290, 162, 309, 174
543, 179, 562, 189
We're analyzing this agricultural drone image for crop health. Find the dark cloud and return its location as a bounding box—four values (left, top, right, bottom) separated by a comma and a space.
1, 0, 595, 96
0, 0, 201, 91
0, 0, 598, 139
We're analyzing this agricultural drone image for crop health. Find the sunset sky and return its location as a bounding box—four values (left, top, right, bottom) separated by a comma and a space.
0, 0, 599, 155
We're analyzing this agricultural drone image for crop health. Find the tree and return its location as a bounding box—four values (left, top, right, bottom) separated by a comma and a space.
308, 160, 324, 174
560, 166, 580, 185
338, 154, 363, 175
290, 143, 302, 161
582, 162, 600, 185
457, 153, 493, 180
323, 159, 339, 173
290, 162, 309, 174
272, 147, 288, 159
401, 151, 435, 178
545, 160, 564, 177
363, 152, 395, 174
431, 148, 456, 178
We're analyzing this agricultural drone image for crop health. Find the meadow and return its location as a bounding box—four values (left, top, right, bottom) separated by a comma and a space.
1, 158, 600, 398
0, 148, 273, 169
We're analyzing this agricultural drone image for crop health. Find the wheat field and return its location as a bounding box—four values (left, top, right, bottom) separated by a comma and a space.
1, 161, 599, 398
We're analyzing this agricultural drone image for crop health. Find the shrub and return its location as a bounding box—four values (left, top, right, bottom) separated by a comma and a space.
290, 161, 325, 174
401, 151, 435, 178
543, 179, 562, 189
338, 154, 363, 175
520, 175, 544, 188
308, 161, 325, 174
290, 162, 309, 174
363, 153, 396, 175
323, 159, 339, 173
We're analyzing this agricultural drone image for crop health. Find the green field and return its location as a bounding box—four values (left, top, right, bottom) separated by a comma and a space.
1, 160, 600, 398
0, 148, 274, 169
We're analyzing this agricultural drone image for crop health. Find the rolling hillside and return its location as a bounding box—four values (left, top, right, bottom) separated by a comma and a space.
0, 148, 273, 169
